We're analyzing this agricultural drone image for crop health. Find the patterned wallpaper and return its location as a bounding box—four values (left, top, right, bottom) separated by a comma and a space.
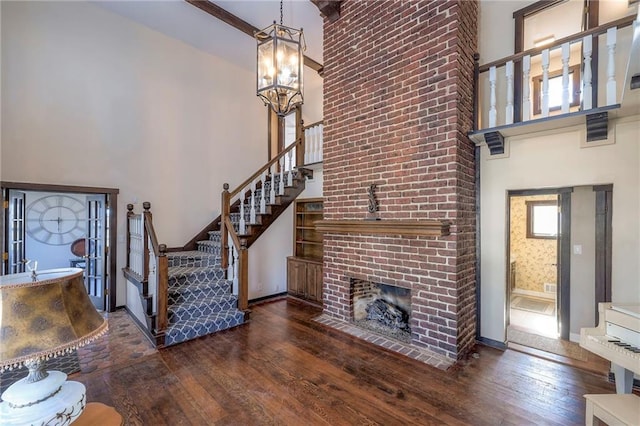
510, 194, 557, 293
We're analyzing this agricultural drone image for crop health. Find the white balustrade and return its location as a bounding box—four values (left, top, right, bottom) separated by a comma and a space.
128, 214, 144, 277
606, 27, 617, 106
489, 66, 497, 127
561, 43, 570, 113
522, 55, 531, 121
505, 60, 514, 125
303, 123, 323, 164
232, 244, 239, 295
583, 35, 593, 110
541, 48, 550, 117
475, 22, 632, 131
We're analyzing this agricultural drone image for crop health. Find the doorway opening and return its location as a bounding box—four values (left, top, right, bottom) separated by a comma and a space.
1, 182, 119, 312
508, 194, 559, 339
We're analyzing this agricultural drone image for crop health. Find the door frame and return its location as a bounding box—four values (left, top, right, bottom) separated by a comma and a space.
1, 181, 119, 312
506, 187, 572, 339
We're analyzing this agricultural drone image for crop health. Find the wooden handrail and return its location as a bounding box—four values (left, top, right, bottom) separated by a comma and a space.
228, 138, 302, 199
303, 120, 323, 130
478, 14, 636, 72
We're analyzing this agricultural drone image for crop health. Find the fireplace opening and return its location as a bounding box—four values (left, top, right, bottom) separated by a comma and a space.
351, 278, 411, 343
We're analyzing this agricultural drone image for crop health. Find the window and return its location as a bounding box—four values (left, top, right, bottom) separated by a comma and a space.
526, 200, 558, 239
532, 64, 581, 115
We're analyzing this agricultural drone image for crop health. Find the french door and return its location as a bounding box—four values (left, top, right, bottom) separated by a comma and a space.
85, 195, 106, 310
6, 190, 26, 274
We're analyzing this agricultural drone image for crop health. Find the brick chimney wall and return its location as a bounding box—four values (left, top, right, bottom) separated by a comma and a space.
321, 0, 478, 359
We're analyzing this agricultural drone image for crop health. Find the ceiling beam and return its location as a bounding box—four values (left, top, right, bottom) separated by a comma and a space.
310, 0, 341, 23
185, 0, 323, 74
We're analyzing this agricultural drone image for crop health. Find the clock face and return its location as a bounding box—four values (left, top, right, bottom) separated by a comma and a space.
26, 195, 86, 245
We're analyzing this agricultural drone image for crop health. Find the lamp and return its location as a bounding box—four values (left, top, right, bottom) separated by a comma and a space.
0, 268, 107, 425
255, 0, 305, 116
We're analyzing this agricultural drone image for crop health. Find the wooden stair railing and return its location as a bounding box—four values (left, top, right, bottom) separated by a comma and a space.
221, 137, 306, 312
124, 202, 168, 345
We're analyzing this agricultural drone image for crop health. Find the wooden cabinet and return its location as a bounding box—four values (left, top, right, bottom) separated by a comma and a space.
287, 198, 323, 304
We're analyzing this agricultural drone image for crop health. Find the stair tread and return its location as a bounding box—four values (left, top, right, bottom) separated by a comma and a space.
168, 294, 237, 313
169, 280, 231, 293
166, 309, 244, 329
168, 265, 222, 276
168, 250, 218, 258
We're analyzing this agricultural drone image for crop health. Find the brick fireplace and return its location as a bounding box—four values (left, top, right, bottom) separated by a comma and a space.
319, 0, 478, 361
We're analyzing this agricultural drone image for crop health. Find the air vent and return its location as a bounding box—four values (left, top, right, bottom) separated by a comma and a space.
544, 283, 557, 293
631, 73, 640, 90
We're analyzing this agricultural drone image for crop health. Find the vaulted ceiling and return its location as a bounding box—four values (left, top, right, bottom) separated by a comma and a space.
93, 1, 325, 73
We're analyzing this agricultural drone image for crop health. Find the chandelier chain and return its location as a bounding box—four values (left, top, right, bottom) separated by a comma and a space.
280, 0, 283, 25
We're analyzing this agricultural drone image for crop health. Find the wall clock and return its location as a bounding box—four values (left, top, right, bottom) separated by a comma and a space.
26, 195, 86, 245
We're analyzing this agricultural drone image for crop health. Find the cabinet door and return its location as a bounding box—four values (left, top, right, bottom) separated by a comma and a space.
306, 262, 323, 303
287, 258, 306, 297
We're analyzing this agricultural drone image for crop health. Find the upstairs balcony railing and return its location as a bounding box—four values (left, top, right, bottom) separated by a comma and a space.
472, 14, 637, 145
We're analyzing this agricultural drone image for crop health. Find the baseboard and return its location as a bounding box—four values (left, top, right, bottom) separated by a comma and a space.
476, 336, 507, 350
569, 332, 581, 343
249, 292, 288, 306
512, 288, 555, 300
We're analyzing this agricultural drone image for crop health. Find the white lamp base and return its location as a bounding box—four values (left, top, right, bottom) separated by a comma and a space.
0, 371, 86, 426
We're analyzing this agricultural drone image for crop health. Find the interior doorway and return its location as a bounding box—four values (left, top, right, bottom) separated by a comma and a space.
505, 185, 613, 359
508, 194, 560, 339
1, 182, 119, 312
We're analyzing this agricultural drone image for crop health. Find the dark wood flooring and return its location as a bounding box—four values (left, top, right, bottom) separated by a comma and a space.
74, 299, 620, 425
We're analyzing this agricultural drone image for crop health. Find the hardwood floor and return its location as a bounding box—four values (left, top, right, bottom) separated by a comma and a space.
73, 299, 620, 425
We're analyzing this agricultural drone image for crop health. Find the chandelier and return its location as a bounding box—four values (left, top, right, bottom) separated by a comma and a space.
255, 1, 305, 116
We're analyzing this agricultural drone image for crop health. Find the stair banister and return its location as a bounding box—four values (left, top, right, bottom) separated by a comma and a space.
223, 215, 248, 311
142, 202, 169, 335
221, 138, 304, 311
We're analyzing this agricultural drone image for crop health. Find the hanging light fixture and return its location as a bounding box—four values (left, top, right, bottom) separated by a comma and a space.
255, 0, 305, 116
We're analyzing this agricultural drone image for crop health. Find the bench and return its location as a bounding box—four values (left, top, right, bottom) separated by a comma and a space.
584, 394, 640, 426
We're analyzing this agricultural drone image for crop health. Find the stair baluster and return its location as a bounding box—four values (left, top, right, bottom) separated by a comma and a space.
239, 190, 246, 235
269, 166, 276, 205
260, 171, 267, 214
279, 156, 285, 196
250, 180, 257, 225
287, 150, 294, 187
227, 231, 234, 280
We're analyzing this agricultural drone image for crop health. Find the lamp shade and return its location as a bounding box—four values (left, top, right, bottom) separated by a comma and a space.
0, 268, 107, 371
256, 22, 304, 116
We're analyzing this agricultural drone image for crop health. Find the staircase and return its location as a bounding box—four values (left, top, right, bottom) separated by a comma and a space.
126, 166, 311, 348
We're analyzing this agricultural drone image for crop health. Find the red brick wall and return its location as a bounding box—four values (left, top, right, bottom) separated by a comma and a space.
322, 0, 478, 359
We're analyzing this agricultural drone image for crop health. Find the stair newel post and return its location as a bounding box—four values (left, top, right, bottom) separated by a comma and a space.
221, 183, 230, 269
279, 156, 285, 195
250, 180, 257, 225
238, 238, 248, 311
260, 171, 267, 214
287, 150, 294, 187
143, 201, 151, 283
126, 204, 134, 270
157, 243, 168, 333
269, 164, 276, 205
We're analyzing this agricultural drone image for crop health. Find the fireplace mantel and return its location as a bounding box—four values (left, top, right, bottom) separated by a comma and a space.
314, 220, 450, 237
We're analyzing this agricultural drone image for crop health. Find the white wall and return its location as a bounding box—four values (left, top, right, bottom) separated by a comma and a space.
480, 118, 640, 342
570, 186, 596, 340
1, 2, 267, 306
